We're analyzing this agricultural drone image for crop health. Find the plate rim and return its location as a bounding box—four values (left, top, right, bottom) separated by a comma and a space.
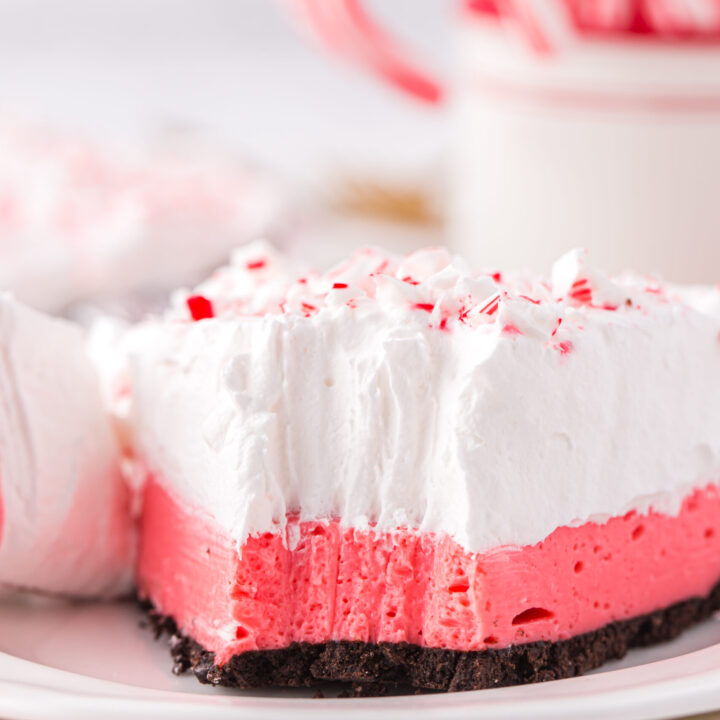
2, 640, 720, 720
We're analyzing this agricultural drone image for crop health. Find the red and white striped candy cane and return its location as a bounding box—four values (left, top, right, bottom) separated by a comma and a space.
644, 0, 720, 33
292, 0, 445, 103
289, 0, 581, 103
565, 0, 635, 30
503, 0, 576, 53
288, 0, 720, 105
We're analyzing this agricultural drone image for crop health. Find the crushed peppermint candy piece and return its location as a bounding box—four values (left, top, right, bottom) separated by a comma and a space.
169, 242, 709, 346
186, 295, 214, 321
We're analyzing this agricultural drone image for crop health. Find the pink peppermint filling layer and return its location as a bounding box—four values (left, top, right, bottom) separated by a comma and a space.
137, 477, 720, 665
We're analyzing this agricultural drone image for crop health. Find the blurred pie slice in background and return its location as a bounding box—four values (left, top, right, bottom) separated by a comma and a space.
0, 119, 285, 313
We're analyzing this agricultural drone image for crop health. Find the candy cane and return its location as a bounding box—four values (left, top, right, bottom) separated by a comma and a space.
644, 0, 720, 33
288, 0, 720, 106
565, 0, 635, 31
501, 0, 577, 53
292, 0, 443, 102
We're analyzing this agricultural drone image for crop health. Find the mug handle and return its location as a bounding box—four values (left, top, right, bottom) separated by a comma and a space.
292, 0, 445, 104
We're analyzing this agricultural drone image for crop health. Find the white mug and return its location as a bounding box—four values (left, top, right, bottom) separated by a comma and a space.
292, 0, 720, 281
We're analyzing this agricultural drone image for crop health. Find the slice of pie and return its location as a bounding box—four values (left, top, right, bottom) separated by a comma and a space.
124, 242, 720, 691
0, 295, 134, 597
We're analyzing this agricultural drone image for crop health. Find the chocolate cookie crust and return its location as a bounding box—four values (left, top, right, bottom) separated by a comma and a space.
143, 580, 720, 694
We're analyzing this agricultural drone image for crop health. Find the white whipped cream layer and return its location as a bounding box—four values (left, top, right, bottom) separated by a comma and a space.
0, 296, 134, 596
122, 244, 720, 553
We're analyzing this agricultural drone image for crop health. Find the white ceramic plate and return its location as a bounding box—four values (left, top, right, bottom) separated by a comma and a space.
1, 597, 720, 720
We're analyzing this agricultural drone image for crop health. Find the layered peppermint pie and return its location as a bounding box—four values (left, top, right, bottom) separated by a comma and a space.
0, 295, 134, 597
123, 242, 720, 692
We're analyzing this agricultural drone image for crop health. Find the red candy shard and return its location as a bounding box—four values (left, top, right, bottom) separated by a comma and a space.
413, 303, 435, 313
246, 259, 267, 270
519, 295, 541, 305
479, 294, 501, 316
569, 278, 593, 304
332, 283, 348, 289
186, 295, 214, 321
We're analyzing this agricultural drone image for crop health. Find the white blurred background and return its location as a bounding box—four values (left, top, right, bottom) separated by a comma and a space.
2, 0, 720, 313
0, 0, 447, 180
0, 1, 450, 312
